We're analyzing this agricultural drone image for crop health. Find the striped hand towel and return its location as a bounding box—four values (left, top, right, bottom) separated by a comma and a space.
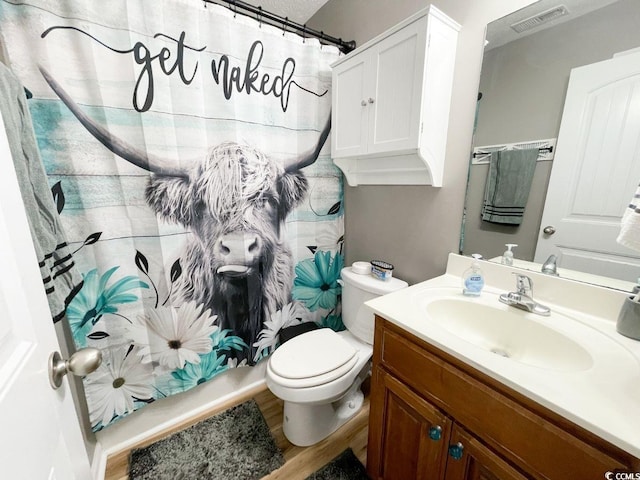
481, 149, 538, 225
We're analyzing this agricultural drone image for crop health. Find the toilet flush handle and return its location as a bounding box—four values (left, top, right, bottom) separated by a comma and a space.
337, 279, 344, 286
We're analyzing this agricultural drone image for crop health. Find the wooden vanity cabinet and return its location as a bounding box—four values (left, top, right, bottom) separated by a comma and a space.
370, 366, 525, 480
369, 366, 452, 479
367, 316, 640, 480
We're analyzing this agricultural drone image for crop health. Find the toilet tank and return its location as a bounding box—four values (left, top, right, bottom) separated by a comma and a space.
340, 266, 408, 344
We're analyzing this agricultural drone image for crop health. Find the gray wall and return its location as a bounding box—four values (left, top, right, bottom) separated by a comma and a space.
463, 0, 640, 261
309, 0, 538, 285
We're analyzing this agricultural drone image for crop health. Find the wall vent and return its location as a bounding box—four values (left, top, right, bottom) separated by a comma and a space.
510, 5, 569, 34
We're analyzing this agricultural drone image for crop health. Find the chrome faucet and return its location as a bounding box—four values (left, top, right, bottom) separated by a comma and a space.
499, 274, 550, 316
541, 254, 559, 276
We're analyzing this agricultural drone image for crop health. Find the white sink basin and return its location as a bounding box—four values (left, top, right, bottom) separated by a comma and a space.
425, 298, 594, 372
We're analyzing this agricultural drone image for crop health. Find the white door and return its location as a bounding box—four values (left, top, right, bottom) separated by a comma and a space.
534, 52, 640, 281
0, 112, 92, 479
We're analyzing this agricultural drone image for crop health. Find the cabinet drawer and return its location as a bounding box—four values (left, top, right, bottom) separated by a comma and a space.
376, 318, 633, 479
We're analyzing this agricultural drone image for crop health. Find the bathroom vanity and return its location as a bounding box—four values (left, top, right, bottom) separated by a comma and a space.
365, 254, 640, 479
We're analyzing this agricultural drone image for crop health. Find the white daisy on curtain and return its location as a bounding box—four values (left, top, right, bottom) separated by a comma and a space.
253, 301, 311, 362
131, 301, 218, 370
84, 345, 154, 429
226, 357, 248, 368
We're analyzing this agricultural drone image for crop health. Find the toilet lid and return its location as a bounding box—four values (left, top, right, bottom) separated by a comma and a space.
270, 328, 357, 381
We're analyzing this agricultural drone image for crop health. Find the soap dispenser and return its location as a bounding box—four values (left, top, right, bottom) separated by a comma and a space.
501, 244, 517, 266
462, 254, 485, 297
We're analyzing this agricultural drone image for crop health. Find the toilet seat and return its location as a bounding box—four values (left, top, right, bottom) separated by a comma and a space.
269, 329, 358, 389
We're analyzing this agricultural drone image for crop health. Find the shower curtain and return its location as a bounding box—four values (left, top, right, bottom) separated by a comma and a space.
0, 0, 343, 430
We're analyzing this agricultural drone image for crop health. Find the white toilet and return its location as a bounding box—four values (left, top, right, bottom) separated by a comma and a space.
266, 264, 408, 446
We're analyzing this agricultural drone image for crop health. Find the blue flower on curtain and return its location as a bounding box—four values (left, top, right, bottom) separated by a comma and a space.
292, 251, 343, 311
170, 350, 229, 391
210, 328, 248, 353
316, 313, 346, 332
67, 267, 148, 347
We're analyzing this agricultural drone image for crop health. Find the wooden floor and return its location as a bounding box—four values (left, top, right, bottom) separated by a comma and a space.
104, 384, 369, 480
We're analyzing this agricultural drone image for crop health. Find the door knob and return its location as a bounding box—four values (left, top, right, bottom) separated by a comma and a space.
543, 226, 556, 235
49, 348, 102, 389
368, 97, 375, 104
361, 100, 367, 106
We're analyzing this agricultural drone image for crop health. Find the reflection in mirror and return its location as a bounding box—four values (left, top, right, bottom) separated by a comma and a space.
461, 0, 640, 291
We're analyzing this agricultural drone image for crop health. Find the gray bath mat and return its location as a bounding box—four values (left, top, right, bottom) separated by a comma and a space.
305, 448, 369, 480
129, 399, 284, 480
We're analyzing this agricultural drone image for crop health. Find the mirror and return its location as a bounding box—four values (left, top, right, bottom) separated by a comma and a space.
461, 0, 640, 291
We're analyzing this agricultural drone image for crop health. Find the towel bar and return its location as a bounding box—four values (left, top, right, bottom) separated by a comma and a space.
471, 138, 556, 164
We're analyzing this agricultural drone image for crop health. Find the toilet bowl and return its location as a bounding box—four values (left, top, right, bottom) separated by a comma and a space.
266, 328, 372, 446
266, 265, 408, 446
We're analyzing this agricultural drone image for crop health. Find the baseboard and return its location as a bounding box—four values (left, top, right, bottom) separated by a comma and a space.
92, 441, 107, 480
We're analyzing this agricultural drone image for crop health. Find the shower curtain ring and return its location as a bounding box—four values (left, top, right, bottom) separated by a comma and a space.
257, 6, 262, 27
233, 0, 237, 18
302, 24, 306, 43
283, 16, 287, 36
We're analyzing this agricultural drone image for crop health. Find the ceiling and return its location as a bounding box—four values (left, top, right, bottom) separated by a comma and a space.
239, 1, 622, 49
487, 0, 621, 50
242, 0, 330, 24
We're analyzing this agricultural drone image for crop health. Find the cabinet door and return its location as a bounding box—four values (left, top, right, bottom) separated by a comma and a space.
332, 53, 370, 157
368, 368, 452, 480
444, 425, 529, 480
367, 16, 427, 156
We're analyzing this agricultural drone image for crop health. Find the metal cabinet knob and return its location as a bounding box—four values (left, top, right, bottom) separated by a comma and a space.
368, 97, 375, 104
49, 348, 102, 389
543, 226, 556, 235
361, 100, 367, 106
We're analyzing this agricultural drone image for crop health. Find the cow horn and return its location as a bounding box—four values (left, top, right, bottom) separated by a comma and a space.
283, 116, 331, 173
38, 66, 188, 178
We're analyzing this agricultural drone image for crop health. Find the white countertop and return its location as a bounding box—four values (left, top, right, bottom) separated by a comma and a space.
365, 253, 640, 458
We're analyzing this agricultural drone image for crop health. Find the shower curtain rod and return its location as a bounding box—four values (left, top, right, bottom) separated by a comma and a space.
202, 0, 356, 53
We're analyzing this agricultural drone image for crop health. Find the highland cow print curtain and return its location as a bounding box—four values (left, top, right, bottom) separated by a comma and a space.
0, 0, 344, 430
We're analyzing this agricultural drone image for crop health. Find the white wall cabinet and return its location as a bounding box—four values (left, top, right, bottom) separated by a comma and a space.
331, 6, 459, 186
